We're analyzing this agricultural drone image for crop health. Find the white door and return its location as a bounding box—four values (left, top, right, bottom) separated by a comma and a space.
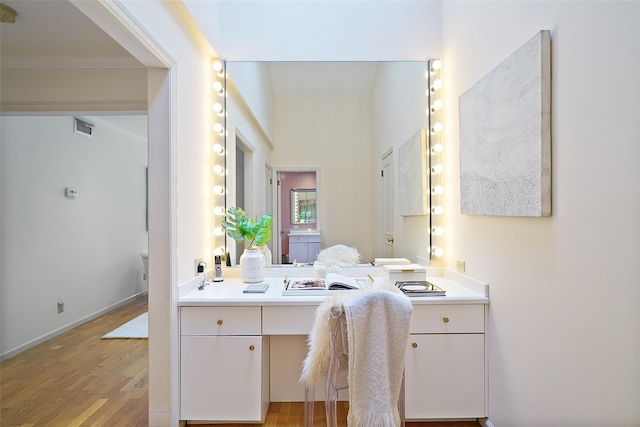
382, 151, 394, 257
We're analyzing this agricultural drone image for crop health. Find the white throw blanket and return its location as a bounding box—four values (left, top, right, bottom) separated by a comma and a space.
343, 290, 412, 427
300, 285, 412, 427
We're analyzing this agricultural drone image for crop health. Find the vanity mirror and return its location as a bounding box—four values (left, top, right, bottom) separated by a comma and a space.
223, 61, 440, 265
291, 189, 317, 225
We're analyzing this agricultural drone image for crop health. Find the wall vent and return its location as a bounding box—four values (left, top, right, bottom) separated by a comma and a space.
74, 117, 95, 137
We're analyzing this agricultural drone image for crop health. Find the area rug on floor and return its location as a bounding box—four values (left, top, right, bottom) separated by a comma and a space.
102, 312, 148, 339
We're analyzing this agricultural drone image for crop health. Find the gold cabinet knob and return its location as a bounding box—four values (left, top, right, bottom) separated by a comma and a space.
249, 345, 255, 351
412, 342, 418, 349
442, 317, 449, 323
217, 319, 223, 325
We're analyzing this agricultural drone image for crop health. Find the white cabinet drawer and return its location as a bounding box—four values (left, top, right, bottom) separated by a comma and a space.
410, 304, 484, 334
263, 306, 317, 335
289, 234, 321, 243
289, 235, 306, 244
306, 234, 321, 243
181, 306, 262, 336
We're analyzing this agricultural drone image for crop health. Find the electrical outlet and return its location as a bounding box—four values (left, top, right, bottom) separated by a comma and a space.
195, 258, 203, 275
57, 300, 65, 314
456, 260, 466, 273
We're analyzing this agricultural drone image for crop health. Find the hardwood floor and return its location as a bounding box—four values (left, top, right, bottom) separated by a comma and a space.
0, 296, 480, 426
1, 296, 149, 426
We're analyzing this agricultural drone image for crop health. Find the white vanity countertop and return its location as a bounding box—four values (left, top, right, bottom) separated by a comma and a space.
178, 268, 488, 307
288, 229, 321, 235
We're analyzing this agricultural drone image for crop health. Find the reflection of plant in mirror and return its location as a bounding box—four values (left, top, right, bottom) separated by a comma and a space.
222, 207, 272, 248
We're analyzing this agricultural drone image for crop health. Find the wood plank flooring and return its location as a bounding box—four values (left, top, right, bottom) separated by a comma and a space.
1, 296, 149, 427
1, 296, 480, 427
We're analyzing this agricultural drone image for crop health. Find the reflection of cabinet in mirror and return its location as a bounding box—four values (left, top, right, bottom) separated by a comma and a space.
288, 231, 321, 263
291, 189, 316, 224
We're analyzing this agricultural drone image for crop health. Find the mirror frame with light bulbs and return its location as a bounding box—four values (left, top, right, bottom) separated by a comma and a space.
211, 59, 227, 259
427, 59, 444, 262
215, 59, 445, 265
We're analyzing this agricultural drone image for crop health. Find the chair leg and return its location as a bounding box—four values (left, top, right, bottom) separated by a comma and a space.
399, 371, 406, 427
325, 352, 340, 427
304, 383, 315, 427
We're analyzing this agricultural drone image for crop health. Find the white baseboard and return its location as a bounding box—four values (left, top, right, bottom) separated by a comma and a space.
0, 290, 148, 361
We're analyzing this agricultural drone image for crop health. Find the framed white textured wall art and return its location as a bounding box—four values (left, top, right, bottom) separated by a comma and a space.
398, 128, 428, 216
459, 30, 551, 217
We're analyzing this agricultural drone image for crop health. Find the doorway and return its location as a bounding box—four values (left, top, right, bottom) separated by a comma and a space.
382, 149, 394, 257
274, 169, 318, 264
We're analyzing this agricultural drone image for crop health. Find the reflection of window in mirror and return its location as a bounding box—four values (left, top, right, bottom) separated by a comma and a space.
291, 189, 317, 224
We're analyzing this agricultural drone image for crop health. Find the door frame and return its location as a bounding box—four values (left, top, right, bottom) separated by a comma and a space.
272, 167, 320, 264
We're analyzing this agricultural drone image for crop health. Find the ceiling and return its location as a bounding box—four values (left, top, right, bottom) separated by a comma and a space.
0, 0, 141, 68
0, 0, 393, 97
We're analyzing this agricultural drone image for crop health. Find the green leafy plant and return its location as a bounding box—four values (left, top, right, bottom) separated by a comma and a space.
221, 207, 272, 249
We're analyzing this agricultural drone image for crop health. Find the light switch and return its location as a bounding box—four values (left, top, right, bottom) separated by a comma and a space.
65, 188, 78, 199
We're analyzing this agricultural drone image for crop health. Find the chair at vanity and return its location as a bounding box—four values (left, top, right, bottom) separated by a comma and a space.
301, 287, 412, 427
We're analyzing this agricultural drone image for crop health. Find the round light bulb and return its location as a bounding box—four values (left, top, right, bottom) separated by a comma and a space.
212, 81, 224, 95
213, 227, 225, 236
430, 79, 443, 92
430, 60, 442, 72
431, 143, 443, 154
431, 185, 444, 195
431, 164, 443, 175
213, 185, 225, 195
213, 165, 224, 175
432, 227, 444, 236
431, 122, 443, 133
432, 247, 444, 257
212, 60, 223, 72
213, 123, 224, 135
432, 206, 444, 215
214, 247, 225, 256
431, 100, 443, 112
212, 143, 224, 154
212, 102, 224, 115
213, 206, 225, 215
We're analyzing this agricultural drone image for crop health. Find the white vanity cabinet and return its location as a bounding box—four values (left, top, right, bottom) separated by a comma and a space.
404, 304, 486, 419
178, 269, 489, 423
288, 232, 321, 263
180, 306, 269, 423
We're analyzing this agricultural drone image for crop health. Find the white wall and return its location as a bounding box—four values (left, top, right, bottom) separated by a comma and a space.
273, 95, 374, 260
185, 0, 442, 61
1, 115, 148, 358
227, 62, 276, 142
0, 68, 147, 112
225, 61, 276, 246
441, 2, 640, 426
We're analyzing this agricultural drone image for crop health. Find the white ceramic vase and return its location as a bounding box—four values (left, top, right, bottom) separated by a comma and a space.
240, 248, 266, 283
257, 245, 272, 267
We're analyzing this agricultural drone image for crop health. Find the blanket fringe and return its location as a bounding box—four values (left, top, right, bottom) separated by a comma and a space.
347, 408, 401, 427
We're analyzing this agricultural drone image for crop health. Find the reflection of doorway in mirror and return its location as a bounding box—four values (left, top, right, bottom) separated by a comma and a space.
276, 170, 317, 264
234, 145, 246, 266
382, 150, 394, 257
264, 163, 273, 264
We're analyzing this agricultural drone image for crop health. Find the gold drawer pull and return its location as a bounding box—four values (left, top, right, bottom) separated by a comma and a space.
249, 345, 255, 351
412, 342, 418, 349
217, 319, 223, 326
442, 317, 449, 323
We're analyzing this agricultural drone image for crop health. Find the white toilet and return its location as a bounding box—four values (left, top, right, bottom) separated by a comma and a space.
141, 249, 149, 281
